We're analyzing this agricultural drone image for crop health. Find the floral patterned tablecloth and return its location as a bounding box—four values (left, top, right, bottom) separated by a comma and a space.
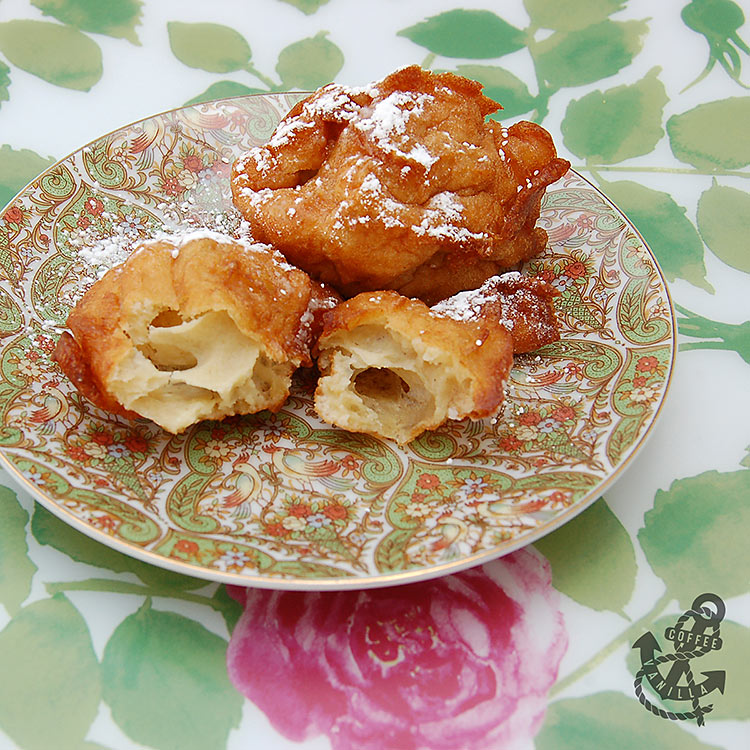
0, 1, 749, 749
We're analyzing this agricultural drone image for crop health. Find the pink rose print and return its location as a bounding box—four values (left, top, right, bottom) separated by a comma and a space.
226, 549, 566, 750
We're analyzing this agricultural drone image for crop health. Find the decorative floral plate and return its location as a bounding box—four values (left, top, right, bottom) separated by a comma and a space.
0, 93, 675, 589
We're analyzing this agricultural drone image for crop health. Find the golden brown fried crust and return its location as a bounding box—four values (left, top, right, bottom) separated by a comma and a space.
430, 272, 560, 354
305, 278, 344, 345
53, 235, 340, 424
52, 332, 138, 418
232, 65, 570, 303
316, 291, 514, 421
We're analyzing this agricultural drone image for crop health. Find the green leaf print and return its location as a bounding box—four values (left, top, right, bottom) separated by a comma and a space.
0, 487, 37, 616
453, 64, 536, 118
532, 19, 648, 90
561, 68, 667, 163
0, 20, 102, 91
0, 144, 56, 210
276, 32, 344, 89
682, 0, 750, 90
101, 599, 243, 750
398, 10, 526, 59
167, 21, 252, 73
600, 179, 713, 292
0, 60, 9, 107
535, 691, 722, 749
639, 469, 750, 609
0, 594, 101, 750
31, 503, 207, 591
534, 498, 636, 616
279, 0, 330, 14
184, 80, 262, 106
625, 617, 750, 721
676, 305, 750, 363
210, 584, 244, 633
524, 0, 627, 32
667, 97, 750, 169
697, 181, 750, 273
31, 0, 144, 45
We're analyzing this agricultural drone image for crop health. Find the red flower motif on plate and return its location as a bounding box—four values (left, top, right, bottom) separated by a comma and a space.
499, 435, 522, 452
564, 260, 587, 278
288, 503, 312, 518
4, 206, 24, 224
90, 430, 114, 446
518, 410, 541, 426
124, 434, 149, 453
173, 539, 201, 558
635, 355, 659, 373
416, 473, 440, 490
323, 503, 348, 521
551, 405, 576, 422
183, 154, 204, 172
265, 522, 290, 537
161, 177, 184, 196
85, 197, 104, 216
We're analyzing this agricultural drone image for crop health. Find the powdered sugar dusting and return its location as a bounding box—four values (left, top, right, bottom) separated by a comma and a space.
66, 165, 287, 304
354, 91, 438, 168
431, 271, 561, 348
359, 173, 407, 228
413, 192, 488, 242
248, 84, 368, 176
432, 280, 505, 323
295, 283, 340, 350
77, 237, 132, 278
331, 172, 406, 232
246, 83, 440, 176
431, 273, 525, 329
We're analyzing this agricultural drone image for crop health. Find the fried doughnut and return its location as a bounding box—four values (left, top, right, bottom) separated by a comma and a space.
231, 65, 570, 304
313, 291, 514, 444
431, 272, 560, 354
53, 232, 340, 433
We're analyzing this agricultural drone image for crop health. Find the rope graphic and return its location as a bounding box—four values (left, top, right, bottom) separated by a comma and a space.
633, 605, 722, 725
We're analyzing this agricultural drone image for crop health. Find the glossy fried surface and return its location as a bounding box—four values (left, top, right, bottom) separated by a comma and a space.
314, 291, 514, 444
53, 233, 340, 433
232, 66, 570, 304
431, 272, 560, 354
54, 331, 139, 419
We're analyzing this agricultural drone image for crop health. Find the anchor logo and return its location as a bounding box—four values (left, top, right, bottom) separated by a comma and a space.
632, 593, 726, 726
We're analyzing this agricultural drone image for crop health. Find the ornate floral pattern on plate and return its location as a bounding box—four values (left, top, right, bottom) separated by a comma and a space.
0, 94, 675, 589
